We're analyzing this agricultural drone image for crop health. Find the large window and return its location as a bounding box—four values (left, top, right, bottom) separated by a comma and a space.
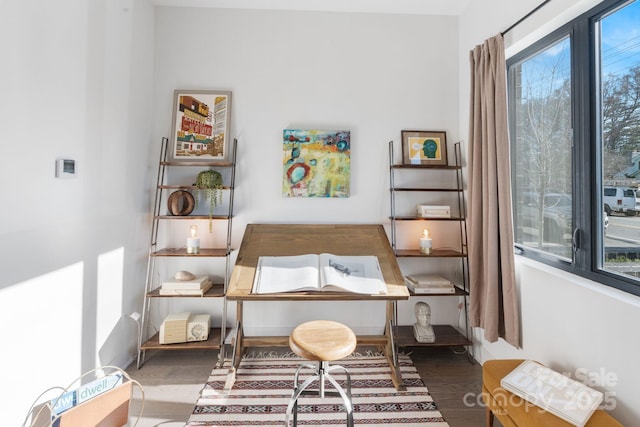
509, 0, 640, 296
511, 36, 572, 260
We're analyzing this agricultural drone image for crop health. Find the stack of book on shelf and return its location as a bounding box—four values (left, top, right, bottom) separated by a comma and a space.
160, 274, 212, 296
500, 360, 604, 427
404, 273, 456, 294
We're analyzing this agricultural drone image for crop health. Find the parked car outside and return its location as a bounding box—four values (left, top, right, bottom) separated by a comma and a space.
603, 186, 637, 216
519, 192, 610, 243
520, 192, 572, 244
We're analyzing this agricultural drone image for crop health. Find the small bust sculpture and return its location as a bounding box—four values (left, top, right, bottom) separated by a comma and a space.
413, 301, 435, 343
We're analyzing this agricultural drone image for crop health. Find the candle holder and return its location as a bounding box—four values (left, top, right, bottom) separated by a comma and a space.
419, 228, 432, 254
187, 225, 200, 254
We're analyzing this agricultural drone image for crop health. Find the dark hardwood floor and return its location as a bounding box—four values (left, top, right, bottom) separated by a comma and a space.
126, 346, 488, 427
409, 346, 487, 427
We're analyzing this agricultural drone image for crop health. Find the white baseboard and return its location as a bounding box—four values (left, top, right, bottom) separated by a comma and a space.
106, 354, 135, 370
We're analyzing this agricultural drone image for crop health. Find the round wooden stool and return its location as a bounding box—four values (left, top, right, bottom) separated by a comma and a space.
284, 320, 357, 427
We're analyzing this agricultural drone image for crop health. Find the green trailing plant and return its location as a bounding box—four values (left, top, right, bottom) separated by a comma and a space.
195, 169, 223, 232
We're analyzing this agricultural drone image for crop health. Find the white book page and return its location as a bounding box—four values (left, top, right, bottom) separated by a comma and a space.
500, 360, 603, 426
319, 254, 387, 294
252, 254, 320, 293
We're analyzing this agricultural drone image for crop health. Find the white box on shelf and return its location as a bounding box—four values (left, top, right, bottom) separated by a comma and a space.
159, 312, 190, 344
417, 205, 451, 218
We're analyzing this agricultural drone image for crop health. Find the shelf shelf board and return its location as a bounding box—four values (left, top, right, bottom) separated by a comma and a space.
152, 248, 230, 257
159, 185, 233, 190
390, 187, 462, 192
395, 325, 471, 347
146, 283, 225, 297
407, 285, 468, 296
160, 161, 234, 167
392, 164, 461, 170
394, 248, 466, 257
155, 215, 232, 220
391, 216, 464, 221
140, 328, 227, 351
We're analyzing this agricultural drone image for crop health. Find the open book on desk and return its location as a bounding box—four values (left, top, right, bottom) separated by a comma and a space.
252, 253, 387, 295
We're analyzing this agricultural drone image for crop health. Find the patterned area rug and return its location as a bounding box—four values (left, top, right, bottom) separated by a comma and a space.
185, 353, 450, 426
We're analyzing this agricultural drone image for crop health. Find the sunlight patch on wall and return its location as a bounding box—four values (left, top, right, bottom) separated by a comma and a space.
96, 247, 124, 365
0, 263, 83, 426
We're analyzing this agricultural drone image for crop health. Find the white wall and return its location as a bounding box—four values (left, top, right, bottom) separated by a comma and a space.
459, 1, 640, 424
151, 7, 462, 335
0, 0, 155, 424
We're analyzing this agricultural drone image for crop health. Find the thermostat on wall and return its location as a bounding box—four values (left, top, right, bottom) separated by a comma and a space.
55, 158, 76, 178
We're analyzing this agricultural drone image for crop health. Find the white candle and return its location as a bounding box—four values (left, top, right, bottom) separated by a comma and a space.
187, 225, 200, 254
419, 228, 432, 254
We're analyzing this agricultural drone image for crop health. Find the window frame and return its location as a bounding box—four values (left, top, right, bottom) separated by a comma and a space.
507, 0, 640, 297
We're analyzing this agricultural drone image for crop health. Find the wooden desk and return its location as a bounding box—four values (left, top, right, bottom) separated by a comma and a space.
226, 223, 409, 390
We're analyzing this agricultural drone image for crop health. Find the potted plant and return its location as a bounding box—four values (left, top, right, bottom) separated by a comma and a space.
195, 169, 223, 232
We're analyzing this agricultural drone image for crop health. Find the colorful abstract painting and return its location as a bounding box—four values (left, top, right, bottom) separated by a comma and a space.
282, 129, 350, 198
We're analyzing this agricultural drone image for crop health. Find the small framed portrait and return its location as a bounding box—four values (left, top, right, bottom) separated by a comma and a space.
170, 89, 232, 162
401, 130, 447, 166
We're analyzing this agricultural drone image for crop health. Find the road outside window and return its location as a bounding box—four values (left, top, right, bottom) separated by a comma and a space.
600, 0, 640, 280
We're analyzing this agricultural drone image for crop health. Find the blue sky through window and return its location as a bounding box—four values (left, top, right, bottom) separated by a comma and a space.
601, 0, 640, 76
519, 0, 640, 94
520, 37, 570, 95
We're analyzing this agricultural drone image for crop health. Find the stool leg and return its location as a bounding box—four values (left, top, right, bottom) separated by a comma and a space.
285, 362, 354, 427
290, 362, 317, 426
325, 372, 354, 427
327, 365, 352, 400
293, 363, 316, 388
285, 373, 319, 427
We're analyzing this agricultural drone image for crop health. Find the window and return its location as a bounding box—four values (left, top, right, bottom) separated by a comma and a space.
511, 36, 572, 260
508, 0, 640, 296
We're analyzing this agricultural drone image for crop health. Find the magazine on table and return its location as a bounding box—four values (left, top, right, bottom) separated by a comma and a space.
500, 360, 604, 427
252, 253, 387, 295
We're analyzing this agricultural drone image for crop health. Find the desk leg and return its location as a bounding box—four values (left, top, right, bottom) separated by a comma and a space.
231, 320, 244, 368
225, 303, 246, 392
384, 301, 405, 391
232, 301, 246, 368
